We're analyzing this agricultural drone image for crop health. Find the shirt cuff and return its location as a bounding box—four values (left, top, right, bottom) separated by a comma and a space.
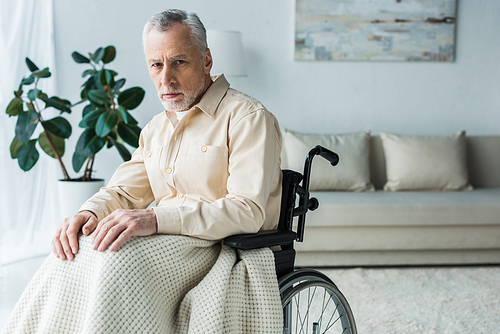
152, 206, 182, 235
79, 203, 107, 222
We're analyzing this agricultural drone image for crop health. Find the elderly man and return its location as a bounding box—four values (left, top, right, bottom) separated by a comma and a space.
52, 9, 282, 261
3, 9, 283, 334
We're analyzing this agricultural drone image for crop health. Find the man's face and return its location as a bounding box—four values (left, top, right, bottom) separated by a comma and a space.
145, 24, 212, 112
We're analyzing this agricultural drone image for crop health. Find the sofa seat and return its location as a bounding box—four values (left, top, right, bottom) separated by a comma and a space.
294, 189, 500, 266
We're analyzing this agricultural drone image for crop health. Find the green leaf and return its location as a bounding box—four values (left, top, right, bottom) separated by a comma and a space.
108, 136, 131, 161
106, 131, 117, 148
21, 76, 35, 86
80, 76, 96, 101
25, 58, 39, 72
51, 97, 72, 113
82, 104, 96, 117
32, 67, 51, 79
117, 123, 141, 148
115, 141, 131, 161
79, 108, 106, 128
75, 129, 106, 158
93, 72, 105, 91
98, 69, 113, 87
87, 89, 109, 106
14, 83, 23, 98
112, 78, 126, 92
80, 88, 87, 100
27, 102, 35, 112
95, 112, 118, 137
42, 117, 72, 138
15, 110, 39, 143
72, 151, 88, 173
39, 95, 71, 113
10, 137, 24, 159
82, 69, 94, 77
72, 51, 90, 63
18, 139, 39, 171
27, 89, 41, 101
102, 46, 116, 64
6, 97, 23, 116
118, 87, 145, 110
117, 106, 138, 125
93, 47, 105, 63
104, 69, 113, 86
84, 75, 97, 91
38, 132, 65, 159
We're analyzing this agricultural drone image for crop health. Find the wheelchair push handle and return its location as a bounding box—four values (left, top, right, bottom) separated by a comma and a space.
303, 145, 339, 190
317, 146, 339, 166
295, 145, 339, 242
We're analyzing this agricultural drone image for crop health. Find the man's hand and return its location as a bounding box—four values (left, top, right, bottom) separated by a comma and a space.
52, 210, 98, 261
92, 209, 158, 253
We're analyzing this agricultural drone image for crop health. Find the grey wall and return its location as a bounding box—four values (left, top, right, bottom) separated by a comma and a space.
52, 0, 500, 182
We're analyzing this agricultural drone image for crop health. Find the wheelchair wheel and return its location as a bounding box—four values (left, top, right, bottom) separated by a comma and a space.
279, 269, 357, 334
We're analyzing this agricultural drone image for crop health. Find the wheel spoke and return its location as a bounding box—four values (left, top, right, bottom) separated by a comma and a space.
295, 291, 311, 334
296, 293, 308, 334
305, 286, 318, 333
281, 272, 356, 334
316, 289, 334, 328
319, 289, 326, 331
306, 287, 311, 333
295, 287, 317, 334
294, 293, 302, 333
305, 287, 310, 333
322, 302, 342, 333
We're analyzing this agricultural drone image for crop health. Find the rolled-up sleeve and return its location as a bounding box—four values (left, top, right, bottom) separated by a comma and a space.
79, 123, 155, 221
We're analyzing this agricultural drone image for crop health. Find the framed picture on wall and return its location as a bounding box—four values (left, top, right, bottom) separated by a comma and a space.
295, 0, 457, 62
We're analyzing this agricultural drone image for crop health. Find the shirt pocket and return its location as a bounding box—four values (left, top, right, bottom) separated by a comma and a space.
180, 145, 229, 197
143, 147, 168, 199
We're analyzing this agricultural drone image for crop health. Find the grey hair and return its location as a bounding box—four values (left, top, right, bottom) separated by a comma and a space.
142, 9, 208, 56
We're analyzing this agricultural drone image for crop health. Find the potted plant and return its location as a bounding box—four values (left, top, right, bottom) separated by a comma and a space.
70, 45, 144, 181
6, 58, 73, 177
6, 46, 145, 218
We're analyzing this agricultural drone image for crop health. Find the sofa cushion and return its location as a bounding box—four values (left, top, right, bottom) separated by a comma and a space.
308, 189, 500, 227
380, 131, 473, 191
281, 129, 374, 191
298, 189, 500, 262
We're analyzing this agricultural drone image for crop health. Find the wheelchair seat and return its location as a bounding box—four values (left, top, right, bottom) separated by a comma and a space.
224, 145, 357, 334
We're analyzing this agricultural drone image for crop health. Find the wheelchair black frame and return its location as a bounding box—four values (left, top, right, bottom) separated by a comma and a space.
223, 145, 339, 278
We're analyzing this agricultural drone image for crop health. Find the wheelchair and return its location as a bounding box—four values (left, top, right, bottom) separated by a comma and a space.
224, 146, 357, 334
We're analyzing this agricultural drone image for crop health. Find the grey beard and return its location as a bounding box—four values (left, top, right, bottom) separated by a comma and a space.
159, 95, 195, 112
158, 80, 205, 112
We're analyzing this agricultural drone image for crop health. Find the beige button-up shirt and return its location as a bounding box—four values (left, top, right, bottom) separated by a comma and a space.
80, 75, 282, 240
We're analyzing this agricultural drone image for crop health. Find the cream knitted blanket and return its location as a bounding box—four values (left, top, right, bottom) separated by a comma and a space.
2, 234, 283, 334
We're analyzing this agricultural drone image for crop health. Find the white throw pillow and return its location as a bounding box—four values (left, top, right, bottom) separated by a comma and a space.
281, 129, 374, 191
380, 131, 473, 191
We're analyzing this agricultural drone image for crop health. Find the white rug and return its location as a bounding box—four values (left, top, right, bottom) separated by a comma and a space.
322, 266, 500, 333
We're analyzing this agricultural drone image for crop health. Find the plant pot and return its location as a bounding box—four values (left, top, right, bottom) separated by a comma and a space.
57, 179, 105, 220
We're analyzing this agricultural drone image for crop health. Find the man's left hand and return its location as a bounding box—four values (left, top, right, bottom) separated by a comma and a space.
92, 209, 158, 252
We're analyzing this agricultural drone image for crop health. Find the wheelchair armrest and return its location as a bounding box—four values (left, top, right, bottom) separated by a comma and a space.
223, 229, 297, 250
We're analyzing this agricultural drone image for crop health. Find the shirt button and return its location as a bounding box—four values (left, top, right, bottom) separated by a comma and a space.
166, 167, 172, 174
178, 193, 184, 198
147, 151, 152, 157
201, 146, 207, 152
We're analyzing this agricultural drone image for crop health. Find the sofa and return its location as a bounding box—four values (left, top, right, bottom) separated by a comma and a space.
280, 130, 500, 267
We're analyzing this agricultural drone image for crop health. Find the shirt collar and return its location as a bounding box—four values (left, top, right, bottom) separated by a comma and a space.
194, 74, 230, 117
